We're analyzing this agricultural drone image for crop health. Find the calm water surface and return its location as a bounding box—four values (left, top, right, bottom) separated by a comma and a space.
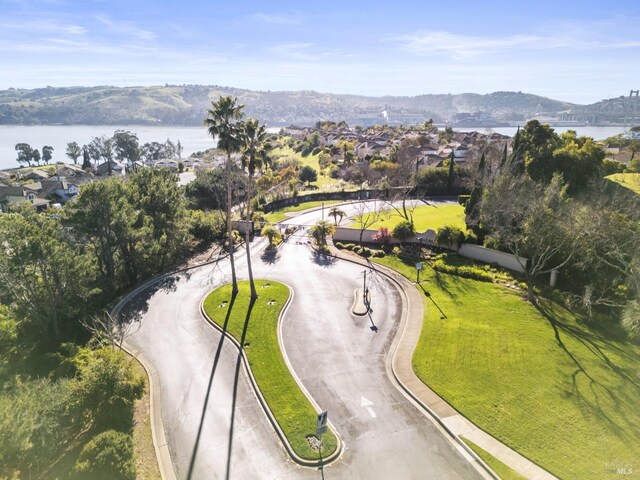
0, 124, 629, 171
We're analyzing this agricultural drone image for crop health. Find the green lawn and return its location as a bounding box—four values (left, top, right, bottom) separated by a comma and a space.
203, 281, 337, 460
270, 144, 345, 190
606, 173, 640, 195
461, 437, 527, 480
350, 203, 466, 232
372, 255, 640, 480
264, 200, 342, 223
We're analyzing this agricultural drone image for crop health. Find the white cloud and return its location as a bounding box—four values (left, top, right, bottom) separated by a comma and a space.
267, 42, 315, 61
94, 14, 157, 41
248, 12, 302, 25
385, 29, 640, 59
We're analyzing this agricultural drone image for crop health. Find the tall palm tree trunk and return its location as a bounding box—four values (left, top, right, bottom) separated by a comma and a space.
226, 152, 238, 293
245, 169, 257, 299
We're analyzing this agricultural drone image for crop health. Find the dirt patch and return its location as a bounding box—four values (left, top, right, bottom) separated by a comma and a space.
131, 360, 162, 480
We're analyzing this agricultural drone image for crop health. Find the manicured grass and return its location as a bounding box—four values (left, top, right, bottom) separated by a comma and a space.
606, 173, 640, 195
270, 144, 345, 190
350, 203, 466, 232
264, 200, 341, 223
372, 254, 640, 480
461, 437, 527, 480
203, 281, 337, 460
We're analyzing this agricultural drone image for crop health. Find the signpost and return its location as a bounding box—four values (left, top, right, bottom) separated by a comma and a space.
317, 411, 328, 436
416, 262, 422, 284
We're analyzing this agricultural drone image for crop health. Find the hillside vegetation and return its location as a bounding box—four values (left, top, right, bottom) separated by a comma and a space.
0, 85, 575, 126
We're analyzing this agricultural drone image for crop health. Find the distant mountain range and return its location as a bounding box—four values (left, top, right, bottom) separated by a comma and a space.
0, 85, 635, 127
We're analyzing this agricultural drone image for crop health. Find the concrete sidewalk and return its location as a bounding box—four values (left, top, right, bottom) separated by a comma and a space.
329, 244, 557, 480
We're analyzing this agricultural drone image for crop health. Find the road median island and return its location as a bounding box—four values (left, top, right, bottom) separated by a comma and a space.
201, 280, 340, 465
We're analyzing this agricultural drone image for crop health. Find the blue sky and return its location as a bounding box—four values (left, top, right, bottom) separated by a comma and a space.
1, 0, 639, 104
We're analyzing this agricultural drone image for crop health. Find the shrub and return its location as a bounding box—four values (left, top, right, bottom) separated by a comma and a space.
372, 226, 392, 245
72, 430, 135, 480
72, 348, 145, 431
372, 249, 386, 258
431, 259, 493, 282
464, 231, 478, 245
622, 301, 640, 340
435, 225, 465, 250
353, 246, 363, 255
392, 221, 415, 243
261, 225, 282, 249
189, 209, 225, 243
360, 248, 372, 258
334, 242, 345, 249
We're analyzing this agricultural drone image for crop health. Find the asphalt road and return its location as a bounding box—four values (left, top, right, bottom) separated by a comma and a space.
121, 200, 480, 480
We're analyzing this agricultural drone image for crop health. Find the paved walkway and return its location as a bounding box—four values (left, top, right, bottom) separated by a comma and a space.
329, 244, 557, 480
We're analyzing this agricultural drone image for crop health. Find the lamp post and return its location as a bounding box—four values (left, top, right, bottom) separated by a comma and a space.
416, 237, 423, 284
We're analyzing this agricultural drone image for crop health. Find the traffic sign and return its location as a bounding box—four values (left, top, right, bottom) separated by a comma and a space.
416, 262, 422, 271
317, 411, 328, 430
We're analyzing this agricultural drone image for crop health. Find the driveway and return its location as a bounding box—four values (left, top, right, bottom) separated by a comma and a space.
121, 201, 480, 479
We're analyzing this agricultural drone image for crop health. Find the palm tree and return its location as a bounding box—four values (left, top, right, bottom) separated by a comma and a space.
309, 220, 335, 246
241, 118, 271, 299
328, 206, 346, 225
204, 96, 245, 294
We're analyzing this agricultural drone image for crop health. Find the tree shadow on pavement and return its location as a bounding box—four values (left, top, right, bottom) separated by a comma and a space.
310, 250, 337, 267
260, 248, 280, 265
225, 297, 256, 480
118, 274, 182, 329
186, 291, 238, 480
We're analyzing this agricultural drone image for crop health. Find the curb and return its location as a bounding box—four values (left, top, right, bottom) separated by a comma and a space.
120, 342, 178, 480
309, 245, 500, 480
199, 286, 344, 469
110, 249, 234, 480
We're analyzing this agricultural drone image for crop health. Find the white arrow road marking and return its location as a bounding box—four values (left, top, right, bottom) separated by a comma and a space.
361, 396, 377, 418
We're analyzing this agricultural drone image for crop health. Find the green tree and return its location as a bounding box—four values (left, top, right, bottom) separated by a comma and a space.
552, 134, 604, 192
42, 145, 54, 165
66, 141, 82, 164
204, 96, 245, 294
392, 220, 415, 243
184, 166, 247, 211
15, 143, 33, 167
113, 130, 140, 172
72, 430, 136, 480
299, 165, 318, 186
241, 118, 271, 299
0, 204, 86, 341
32, 148, 41, 166
328, 206, 346, 225
308, 220, 335, 246
480, 173, 582, 300
127, 168, 188, 274
82, 146, 92, 169
447, 152, 456, 193
435, 225, 465, 251
64, 177, 138, 290
519, 120, 560, 182
261, 225, 282, 249
72, 348, 145, 430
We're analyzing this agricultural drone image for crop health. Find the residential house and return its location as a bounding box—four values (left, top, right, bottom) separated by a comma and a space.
96, 161, 125, 176
0, 185, 49, 212
38, 178, 79, 205
56, 163, 87, 178
19, 169, 51, 182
